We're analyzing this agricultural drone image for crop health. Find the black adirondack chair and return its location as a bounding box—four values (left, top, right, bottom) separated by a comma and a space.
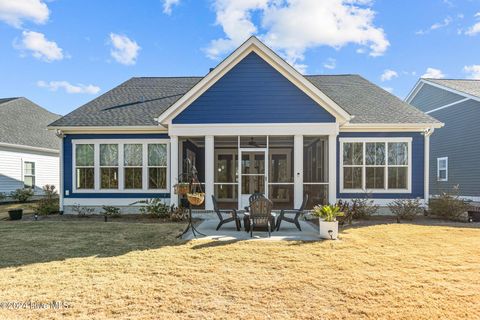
275, 194, 308, 231
212, 195, 241, 231
249, 197, 274, 237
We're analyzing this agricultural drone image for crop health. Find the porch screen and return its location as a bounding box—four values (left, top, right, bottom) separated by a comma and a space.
214, 137, 238, 209
268, 136, 294, 209
303, 136, 329, 209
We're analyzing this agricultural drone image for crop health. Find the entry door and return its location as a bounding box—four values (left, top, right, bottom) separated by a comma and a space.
239, 149, 268, 209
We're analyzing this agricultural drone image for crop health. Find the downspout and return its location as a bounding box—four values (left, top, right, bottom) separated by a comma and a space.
55, 129, 65, 213
423, 128, 435, 208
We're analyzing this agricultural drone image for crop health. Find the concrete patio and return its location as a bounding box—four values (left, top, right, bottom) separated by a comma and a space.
183, 214, 320, 241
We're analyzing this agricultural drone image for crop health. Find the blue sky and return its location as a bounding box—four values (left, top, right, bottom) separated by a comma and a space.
1, 0, 480, 115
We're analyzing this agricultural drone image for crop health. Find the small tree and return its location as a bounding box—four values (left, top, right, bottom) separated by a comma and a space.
35, 185, 59, 215
102, 206, 121, 218
10, 188, 34, 203
429, 185, 470, 221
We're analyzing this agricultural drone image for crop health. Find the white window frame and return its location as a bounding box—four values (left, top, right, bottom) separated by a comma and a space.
147, 144, 169, 190
339, 137, 412, 194
437, 157, 448, 182
72, 139, 170, 193
99, 143, 119, 190
22, 160, 36, 189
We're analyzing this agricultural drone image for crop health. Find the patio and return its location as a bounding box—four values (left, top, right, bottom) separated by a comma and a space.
183, 213, 320, 241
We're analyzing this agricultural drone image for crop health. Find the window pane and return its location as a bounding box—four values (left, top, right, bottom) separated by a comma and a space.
343, 142, 363, 165
242, 175, 264, 194
303, 184, 328, 209
216, 154, 237, 183
24, 176, 35, 189
124, 168, 143, 189
24, 162, 35, 175
270, 154, 292, 183
365, 143, 385, 165
101, 168, 118, 189
438, 159, 447, 170
269, 184, 294, 210
241, 153, 264, 174
366, 167, 385, 189
388, 142, 408, 165
124, 144, 143, 166
214, 184, 238, 209
149, 167, 166, 189
76, 144, 94, 166
388, 167, 408, 189
439, 170, 447, 180
343, 167, 362, 189
76, 168, 94, 189
100, 144, 118, 166
148, 144, 167, 166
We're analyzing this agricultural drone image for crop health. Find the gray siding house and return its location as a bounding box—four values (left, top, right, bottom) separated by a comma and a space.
407, 79, 480, 200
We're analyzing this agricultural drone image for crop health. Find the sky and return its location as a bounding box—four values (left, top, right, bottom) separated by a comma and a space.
1, 0, 480, 116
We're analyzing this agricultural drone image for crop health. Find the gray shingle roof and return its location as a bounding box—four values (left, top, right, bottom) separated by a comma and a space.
50, 75, 439, 127
0, 97, 61, 150
424, 78, 480, 99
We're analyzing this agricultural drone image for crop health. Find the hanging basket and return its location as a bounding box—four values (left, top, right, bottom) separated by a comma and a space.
187, 193, 205, 206
175, 183, 190, 195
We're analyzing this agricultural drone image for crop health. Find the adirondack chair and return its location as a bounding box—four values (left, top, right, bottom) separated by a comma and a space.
275, 194, 308, 231
249, 197, 274, 237
212, 195, 241, 231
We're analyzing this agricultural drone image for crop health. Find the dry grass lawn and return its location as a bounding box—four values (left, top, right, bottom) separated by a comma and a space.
0, 221, 479, 319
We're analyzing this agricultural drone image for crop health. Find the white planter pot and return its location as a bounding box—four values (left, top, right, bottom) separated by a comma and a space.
319, 219, 339, 240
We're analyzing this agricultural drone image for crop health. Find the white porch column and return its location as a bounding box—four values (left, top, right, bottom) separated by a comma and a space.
170, 135, 179, 207
204, 135, 214, 210
424, 132, 430, 206
294, 135, 303, 208
328, 133, 337, 204
59, 135, 64, 212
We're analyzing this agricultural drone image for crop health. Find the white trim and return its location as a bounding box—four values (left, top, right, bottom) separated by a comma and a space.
328, 134, 337, 204
59, 137, 64, 211
47, 126, 167, 134
0, 142, 59, 154
424, 133, 430, 204
157, 37, 351, 125
63, 197, 171, 207
170, 136, 179, 207
405, 80, 424, 103
339, 138, 412, 194
72, 138, 170, 194
425, 97, 470, 114
169, 122, 339, 137
21, 159, 36, 190
340, 122, 443, 131
204, 135, 214, 210
422, 79, 480, 103
293, 135, 303, 208
436, 157, 448, 182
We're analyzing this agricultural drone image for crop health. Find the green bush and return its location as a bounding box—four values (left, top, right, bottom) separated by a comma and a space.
388, 198, 423, 222
429, 185, 470, 221
10, 188, 34, 203
72, 203, 94, 217
35, 185, 59, 215
0, 192, 5, 201
102, 206, 121, 218
350, 194, 379, 219
132, 198, 170, 218
312, 204, 344, 222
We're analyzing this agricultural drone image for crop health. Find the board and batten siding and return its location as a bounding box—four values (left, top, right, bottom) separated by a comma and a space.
0, 145, 59, 195
336, 132, 425, 199
427, 99, 480, 197
173, 52, 336, 124
410, 83, 465, 112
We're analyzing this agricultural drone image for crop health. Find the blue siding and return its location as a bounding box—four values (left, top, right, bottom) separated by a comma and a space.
337, 132, 424, 199
410, 83, 464, 113
173, 52, 336, 124
63, 134, 170, 199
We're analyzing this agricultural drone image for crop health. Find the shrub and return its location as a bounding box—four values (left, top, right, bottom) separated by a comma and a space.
35, 185, 59, 215
388, 198, 423, 222
102, 206, 121, 218
429, 185, 470, 221
132, 198, 170, 218
72, 203, 94, 217
312, 204, 344, 222
0, 192, 5, 202
10, 188, 34, 202
351, 193, 379, 220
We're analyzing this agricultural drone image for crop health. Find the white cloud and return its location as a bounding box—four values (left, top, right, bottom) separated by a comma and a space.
382, 86, 393, 93
0, 0, 49, 28
162, 0, 180, 15
323, 58, 336, 70
380, 69, 398, 81
463, 65, 480, 79
422, 67, 445, 79
416, 16, 452, 35
465, 12, 480, 36
16, 30, 63, 62
109, 33, 140, 65
205, 0, 389, 71
37, 80, 100, 94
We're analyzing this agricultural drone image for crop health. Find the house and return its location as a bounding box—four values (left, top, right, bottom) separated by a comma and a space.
48, 37, 442, 213
0, 97, 60, 197
406, 78, 480, 201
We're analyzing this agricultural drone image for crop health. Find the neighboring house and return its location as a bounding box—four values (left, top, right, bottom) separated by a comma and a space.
48, 37, 442, 213
0, 97, 61, 197
407, 78, 480, 200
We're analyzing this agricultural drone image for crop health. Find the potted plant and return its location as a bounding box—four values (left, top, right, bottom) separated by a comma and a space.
8, 209, 23, 220
187, 192, 205, 206
175, 182, 190, 195
312, 204, 344, 240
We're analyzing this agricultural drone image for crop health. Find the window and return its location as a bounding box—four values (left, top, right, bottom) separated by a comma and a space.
340, 139, 411, 193
437, 157, 448, 181
73, 140, 168, 192
124, 144, 143, 189
100, 144, 118, 189
75, 144, 95, 189
23, 161, 35, 189
148, 144, 167, 189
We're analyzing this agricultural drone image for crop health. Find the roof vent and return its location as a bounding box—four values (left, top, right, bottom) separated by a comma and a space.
209, 67, 215, 73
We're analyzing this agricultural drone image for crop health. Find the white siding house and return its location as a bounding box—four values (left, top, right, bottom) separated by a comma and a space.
0, 98, 60, 197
